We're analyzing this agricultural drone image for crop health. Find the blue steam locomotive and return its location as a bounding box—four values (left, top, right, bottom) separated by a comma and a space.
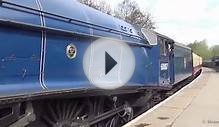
0, 0, 202, 127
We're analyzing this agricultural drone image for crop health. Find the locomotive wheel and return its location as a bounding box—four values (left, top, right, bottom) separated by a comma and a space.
104, 99, 133, 127
28, 97, 134, 127
105, 108, 133, 127
43, 98, 104, 127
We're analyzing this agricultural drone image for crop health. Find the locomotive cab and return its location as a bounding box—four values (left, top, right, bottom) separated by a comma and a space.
141, 30, 175, 87
157, 34, 174, 86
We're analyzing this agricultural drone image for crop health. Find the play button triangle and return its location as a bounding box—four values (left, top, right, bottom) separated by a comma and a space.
105, 52, 117, 75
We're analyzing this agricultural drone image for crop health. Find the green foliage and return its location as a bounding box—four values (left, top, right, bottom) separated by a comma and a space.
211, 45, 219, 57
187, 40, 219, 60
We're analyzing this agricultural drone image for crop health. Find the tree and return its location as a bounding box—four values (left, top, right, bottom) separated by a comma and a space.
78, 0, 112, 15
114, 0, 155, 29
211, 45, 219, 57
187, 40, 212, 60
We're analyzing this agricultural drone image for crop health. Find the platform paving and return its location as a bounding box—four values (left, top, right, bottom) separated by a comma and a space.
124, 68, 219, 127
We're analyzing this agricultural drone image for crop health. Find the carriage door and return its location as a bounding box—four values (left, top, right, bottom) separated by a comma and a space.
159, 38, 172, 86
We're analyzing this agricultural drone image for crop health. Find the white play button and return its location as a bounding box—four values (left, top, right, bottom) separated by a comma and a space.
83, 38, 135, 89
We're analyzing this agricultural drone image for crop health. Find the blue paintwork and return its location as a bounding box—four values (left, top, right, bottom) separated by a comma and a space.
43, 34, 91, 89
0, 0, 159, 97
173, 43, 193, 84
0, 25, 42, 96
155, 34, 193, 86
0, 0, 43, 96
0, 0, 41, 25
0, 0, 193, 98
39, 0, 159, 90
155, 35, 173, 86
38, 0, 140, 42
43, 34, 158, 90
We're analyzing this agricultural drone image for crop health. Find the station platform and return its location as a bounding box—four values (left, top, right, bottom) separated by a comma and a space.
124, 68, 219, 127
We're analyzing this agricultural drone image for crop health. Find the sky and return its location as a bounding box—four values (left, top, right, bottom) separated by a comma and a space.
109, 0, 219, 47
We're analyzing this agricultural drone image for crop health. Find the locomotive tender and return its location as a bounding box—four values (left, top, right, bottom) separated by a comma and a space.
0, 0, 202, 126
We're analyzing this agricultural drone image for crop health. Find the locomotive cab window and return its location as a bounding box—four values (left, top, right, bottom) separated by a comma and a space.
160, 38, 167, 56
159, 38, 172, 56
